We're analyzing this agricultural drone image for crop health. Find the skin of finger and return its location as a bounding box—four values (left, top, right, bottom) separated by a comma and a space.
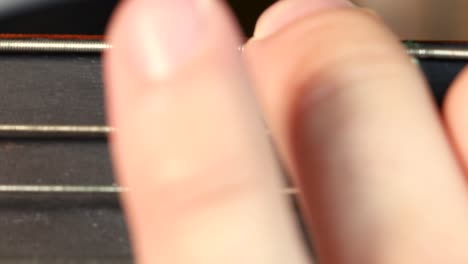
253, 0, 353, 39
245, 8, 468, 263
104, 1, 310, 263
444, 67, 468, 173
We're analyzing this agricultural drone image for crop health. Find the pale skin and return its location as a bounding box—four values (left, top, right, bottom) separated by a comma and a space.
104, 0, 468, 263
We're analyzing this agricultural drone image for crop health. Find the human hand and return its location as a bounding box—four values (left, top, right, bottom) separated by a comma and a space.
104, 0, 468, 263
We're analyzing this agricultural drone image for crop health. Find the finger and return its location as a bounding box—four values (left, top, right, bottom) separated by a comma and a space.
245, 1, 468, 263
444, 68, 468, 173
104, 0, 310, 263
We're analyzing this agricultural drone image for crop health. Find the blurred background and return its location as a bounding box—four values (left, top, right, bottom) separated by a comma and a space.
0, 0, 465, 40
354, 0, 468, 40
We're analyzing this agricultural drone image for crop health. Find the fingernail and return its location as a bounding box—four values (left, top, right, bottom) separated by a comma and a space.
254, 0, 353, 39
126, 0, 205, 79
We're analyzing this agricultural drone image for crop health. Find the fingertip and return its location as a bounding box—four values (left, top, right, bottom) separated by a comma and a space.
253, 0, 353, 40
444, 68, 468, 117
444, 67, 468, 171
